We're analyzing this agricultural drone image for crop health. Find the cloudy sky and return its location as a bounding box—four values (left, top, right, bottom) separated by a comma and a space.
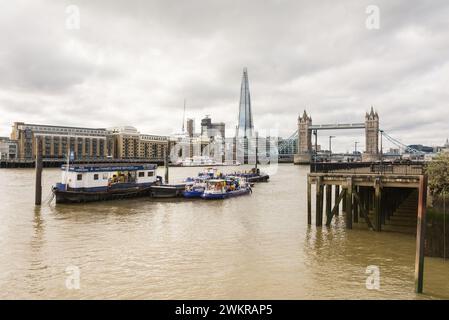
1, 0, 448, 152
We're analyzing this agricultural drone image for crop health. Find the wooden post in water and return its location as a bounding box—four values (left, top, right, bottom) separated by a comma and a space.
325, 184, 332, 223
307, 177, 312, 225
35, 137, 43, 206
342, 186, 347, 213
415, 175, 428, 294
374, 178, 382, 232
334, 185, 340, 216
353, 186, 359, 223
164, 145, 169, 184
316, 176, 323, 227
383, 190, 388, 222
345, 177, 353, 229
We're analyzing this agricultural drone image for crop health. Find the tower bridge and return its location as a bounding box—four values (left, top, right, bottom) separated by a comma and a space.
294, 107, 380, 164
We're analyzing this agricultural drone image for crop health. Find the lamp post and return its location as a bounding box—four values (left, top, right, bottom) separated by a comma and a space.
379, 129, 384, 163
379, 129, 384, 173
329, 136, 335, 162
313, 130, 318, 171
354, 141, 359, 161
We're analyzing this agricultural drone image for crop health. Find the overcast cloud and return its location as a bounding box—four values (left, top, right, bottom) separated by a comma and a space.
1, 0, 448, 152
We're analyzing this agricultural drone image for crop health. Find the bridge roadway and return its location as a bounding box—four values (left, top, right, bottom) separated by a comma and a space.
309, 123, 365, 130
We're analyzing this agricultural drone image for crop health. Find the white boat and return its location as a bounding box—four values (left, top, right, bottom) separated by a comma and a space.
52, 163, 159, 203
174, 156, 240, 167
201, 177, 252, 200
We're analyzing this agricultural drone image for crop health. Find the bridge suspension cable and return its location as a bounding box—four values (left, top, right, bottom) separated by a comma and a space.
276, 130, 298, 154
380, 130, 424, 155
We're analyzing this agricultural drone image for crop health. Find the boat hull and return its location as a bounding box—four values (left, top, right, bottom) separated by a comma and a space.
53, 184, 186, 203
183, 190, 204, 198
149, 185, 186, 198
201, 187, 251, 200
247, 174, 269, 183
53, 186, 153, 204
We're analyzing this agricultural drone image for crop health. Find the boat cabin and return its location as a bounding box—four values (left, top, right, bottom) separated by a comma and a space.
205, 179, 227, 193
56, 163, 158, 191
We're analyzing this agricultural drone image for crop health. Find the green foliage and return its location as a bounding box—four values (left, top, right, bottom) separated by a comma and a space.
426, 153, 449, 196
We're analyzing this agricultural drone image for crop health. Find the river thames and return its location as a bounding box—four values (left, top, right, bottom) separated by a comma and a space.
0, 164, 448, 299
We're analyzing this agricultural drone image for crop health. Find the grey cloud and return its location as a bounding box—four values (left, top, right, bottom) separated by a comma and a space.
0, 0, 449, 152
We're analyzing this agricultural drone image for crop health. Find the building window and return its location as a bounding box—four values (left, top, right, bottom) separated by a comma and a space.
93, 174, 99, 180
77, 174, 82, 181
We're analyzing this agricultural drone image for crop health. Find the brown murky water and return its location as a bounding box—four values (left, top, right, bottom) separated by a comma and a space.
0, 164, 448, 299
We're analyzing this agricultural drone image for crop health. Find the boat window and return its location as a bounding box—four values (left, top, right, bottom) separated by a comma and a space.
138, 172, 145, 177
103, 173, 108, 180
93, 174, 99, 180
77, 174, 82, 181
148, 171, 154, 177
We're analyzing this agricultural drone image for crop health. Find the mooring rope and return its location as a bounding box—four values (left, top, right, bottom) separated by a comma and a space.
44, 187, 55, 205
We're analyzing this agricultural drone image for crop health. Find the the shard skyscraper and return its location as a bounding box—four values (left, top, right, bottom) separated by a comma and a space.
236, 68, 254, 138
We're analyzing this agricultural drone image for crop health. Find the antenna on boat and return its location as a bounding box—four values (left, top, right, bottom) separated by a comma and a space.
182, 99, 186, 133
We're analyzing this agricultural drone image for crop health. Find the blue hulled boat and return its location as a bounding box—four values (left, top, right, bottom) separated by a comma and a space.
200, 178, 252, 200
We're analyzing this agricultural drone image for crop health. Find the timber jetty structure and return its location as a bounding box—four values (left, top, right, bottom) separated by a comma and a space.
307, 161, 428, 293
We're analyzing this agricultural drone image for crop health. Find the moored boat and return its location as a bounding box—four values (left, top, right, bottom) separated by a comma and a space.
200, 177, 252, 200
52, 163, 159, 203
230, 168, 269, 183
183, 177, 207, 198
172, 156, 240, 167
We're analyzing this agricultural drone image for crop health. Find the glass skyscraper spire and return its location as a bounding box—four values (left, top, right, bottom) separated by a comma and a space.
236, 68, 254, 138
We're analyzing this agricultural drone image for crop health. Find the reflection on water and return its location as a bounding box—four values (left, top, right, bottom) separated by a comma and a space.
0, 164, 447, 299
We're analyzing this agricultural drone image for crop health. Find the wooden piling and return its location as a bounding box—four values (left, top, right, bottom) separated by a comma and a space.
164, 147, 169, 184
334, 185, 340, 216
316, 176, 323, 227
345, 177, 353, 229
307, 177, 312, 225
415, 175, 428, 294
35, 137, 43, 206
353, 186, 359, 223
354, 191, 374, 230
325, 184, 332, 223
383, 189, 388, 221
367, 189, 372, 216
374, 178, 382, 232
359, 187, 366, 217
326, 189, 345, 226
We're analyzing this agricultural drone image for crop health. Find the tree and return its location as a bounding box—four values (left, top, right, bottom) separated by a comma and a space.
426, 153, 449, 196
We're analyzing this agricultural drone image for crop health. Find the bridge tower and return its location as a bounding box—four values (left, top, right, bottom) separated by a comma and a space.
362, 107, 380, 162
294, 110, 313, 164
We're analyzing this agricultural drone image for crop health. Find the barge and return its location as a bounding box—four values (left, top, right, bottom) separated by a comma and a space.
52, 163, 184, 203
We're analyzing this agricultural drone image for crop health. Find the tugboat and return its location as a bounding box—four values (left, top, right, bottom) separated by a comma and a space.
52, 163, 160, 203
201, 177, 252, 200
